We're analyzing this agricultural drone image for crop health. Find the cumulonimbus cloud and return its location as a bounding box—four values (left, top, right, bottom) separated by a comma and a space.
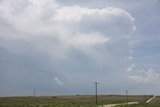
0, 0, 136, 87
0, 0, 135, 58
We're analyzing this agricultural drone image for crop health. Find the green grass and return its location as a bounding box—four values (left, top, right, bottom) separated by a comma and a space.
117, 103, 160, 107
0, 95, 153, 107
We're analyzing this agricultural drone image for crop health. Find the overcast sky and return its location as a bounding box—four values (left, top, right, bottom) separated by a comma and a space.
0, 0, 160, 96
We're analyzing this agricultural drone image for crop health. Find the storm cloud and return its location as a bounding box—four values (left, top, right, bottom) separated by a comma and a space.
0, 0, 159, 96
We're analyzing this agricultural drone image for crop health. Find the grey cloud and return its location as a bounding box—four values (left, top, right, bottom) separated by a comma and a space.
0, 0, 137, 96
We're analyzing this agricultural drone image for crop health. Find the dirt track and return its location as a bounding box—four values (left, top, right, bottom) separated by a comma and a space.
99, 102, 139, 107
99, 96, 155, 107
146, 96, 155, 103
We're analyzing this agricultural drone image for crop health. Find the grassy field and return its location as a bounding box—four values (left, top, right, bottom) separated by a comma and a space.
0, 95, 154, 107
117, 96, 160, 107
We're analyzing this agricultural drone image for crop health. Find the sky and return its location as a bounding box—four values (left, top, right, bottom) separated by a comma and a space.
0, 0, 160, 96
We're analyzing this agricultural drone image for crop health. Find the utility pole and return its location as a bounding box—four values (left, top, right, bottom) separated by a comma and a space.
33, 89, 36, 106
94, 82, 99, 105
145, 94, 146, 102
126, 90, 128, 103
34, 89, 36, 97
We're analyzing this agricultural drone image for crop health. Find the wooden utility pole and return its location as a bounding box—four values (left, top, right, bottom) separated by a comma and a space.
125, 90, 129, 106
34, 89, 36, 97
94, 82, 99, 105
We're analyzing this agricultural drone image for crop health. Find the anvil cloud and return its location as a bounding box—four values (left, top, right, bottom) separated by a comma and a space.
0, 0, 159, 96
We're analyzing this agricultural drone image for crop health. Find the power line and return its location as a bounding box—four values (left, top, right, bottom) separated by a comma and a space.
0, 59, 58, 81
0, 59, 55, 76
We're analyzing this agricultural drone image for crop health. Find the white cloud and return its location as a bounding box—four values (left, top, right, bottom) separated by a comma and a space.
53, 6, 135, 36
129, 56, 133, 60
0, 0, 59, 34
0, 0, 136, 93
127, 64, 135, 72
129, 68, 159, 84
68, 33, 109, 49
54, 77, 64, 85
0, 0, 135, 61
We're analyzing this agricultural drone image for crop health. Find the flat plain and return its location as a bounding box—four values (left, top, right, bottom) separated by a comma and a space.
0, 95, 158, 107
